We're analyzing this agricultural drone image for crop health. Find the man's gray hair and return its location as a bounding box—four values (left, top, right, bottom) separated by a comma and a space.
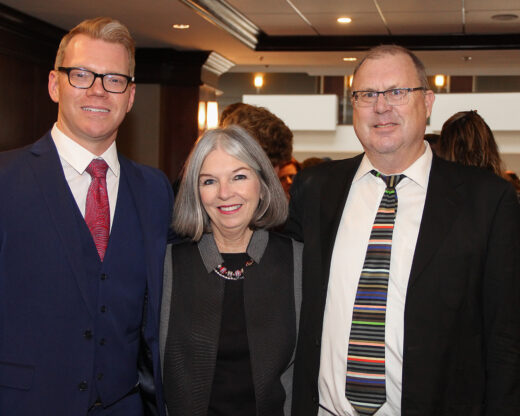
353, 44, 430, 90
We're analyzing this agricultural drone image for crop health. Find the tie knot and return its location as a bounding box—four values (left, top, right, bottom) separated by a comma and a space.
371, 170, 405, 189
86, 159, 109, 179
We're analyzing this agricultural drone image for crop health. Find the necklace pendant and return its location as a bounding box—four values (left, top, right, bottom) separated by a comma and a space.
214, 258, 254, 281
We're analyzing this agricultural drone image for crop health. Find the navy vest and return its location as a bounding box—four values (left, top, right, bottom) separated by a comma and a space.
72, 172, 147, 407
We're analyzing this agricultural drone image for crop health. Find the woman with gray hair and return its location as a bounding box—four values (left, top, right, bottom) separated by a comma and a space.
160, 126, 302, 416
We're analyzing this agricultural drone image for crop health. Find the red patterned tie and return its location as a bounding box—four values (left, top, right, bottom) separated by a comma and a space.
85, 159, 110, 261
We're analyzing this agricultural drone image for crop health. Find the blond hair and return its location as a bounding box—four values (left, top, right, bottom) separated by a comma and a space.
54, 17, 135, 76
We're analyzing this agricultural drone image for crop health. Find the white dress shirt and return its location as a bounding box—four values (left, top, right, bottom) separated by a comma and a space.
51, 124, 120, 231
318, 143, 433, 416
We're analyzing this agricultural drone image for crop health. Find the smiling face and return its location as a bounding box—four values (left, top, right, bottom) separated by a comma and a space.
48, 34, 136, 155
352, 52, 434, 173
199, 147, 261, 250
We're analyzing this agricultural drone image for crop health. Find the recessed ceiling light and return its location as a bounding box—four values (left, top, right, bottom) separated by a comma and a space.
342, 57, 357, 62
337, 17, 352, 24
491, 14, 518, 21
172, 24, 190, 30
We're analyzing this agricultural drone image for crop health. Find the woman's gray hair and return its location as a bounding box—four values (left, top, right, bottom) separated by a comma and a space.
173, 125, 288, 241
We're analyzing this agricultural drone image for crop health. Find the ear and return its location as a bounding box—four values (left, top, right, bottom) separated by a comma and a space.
424, 90, 435, 119
126, 83, 136, 113
48, 70, 60, 103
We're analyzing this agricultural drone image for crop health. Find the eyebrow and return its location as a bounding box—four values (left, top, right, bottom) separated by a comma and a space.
199, 166, 251, 177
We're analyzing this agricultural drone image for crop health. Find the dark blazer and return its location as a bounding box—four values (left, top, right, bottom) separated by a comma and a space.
0, 132, 173, 415
285, 154, 520, 416
160, 230, 302, 416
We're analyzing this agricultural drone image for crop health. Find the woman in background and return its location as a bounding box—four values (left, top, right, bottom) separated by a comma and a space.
278, 157, 302, 200
160, 126, 302, 416
438, 110, 504, 176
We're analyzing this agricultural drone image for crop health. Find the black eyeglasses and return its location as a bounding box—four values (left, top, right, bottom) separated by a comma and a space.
58, 67, 134, 93
352, 87, 426, 107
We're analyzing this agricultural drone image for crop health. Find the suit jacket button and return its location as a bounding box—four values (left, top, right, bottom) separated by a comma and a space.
78, 381, 88, 391
83, 330, 93, 340
100, 273, 107, 281
99, 338, 106, 346
315, 337, 321, 346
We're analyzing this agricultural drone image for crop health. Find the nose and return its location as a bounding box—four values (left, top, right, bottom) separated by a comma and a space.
87, 76, 107, 96
374, 92, 391, 113
217, 181, 232, 200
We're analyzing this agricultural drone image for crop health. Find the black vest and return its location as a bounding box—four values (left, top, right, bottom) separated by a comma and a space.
164, 232, 296, 416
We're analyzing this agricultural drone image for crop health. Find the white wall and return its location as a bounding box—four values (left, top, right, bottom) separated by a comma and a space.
243, 93, 520, 173
243, 94, 338, 131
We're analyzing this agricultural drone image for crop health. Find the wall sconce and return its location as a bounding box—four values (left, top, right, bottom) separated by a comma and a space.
198, 101, 219, 131
434, 74, 446, 88
198, 101, 206, 130
206, 101, 219, 129
254, 74, 264, 93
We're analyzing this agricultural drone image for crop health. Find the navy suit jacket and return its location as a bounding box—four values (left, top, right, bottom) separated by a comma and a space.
286, 154, 520, 416
0, 132, 173, 415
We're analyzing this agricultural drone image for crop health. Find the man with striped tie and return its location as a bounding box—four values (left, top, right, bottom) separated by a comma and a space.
286, 45, 519, 416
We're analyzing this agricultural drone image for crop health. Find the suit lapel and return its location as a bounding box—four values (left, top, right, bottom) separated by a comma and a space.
28, 133, 95, 317
320, 155, 363, 282
408, 157, 463, 288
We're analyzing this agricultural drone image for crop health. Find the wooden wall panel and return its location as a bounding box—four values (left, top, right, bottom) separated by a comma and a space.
0, 4, 61, 151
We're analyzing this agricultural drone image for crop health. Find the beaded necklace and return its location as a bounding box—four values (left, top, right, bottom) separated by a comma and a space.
213, 259, 254, 280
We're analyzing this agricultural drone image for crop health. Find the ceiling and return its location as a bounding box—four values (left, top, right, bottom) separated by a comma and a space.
2, 0, 520, 76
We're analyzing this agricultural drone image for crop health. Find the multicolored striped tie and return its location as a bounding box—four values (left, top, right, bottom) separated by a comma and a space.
85, 159, 110, 261
345, 170, 404, 415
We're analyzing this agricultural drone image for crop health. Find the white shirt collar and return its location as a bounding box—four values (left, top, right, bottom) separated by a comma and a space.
51, 123, 120, 176
354, 141, 432, 189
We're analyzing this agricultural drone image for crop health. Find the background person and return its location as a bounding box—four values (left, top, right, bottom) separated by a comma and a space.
301, 156, 328, 170
0, 17, 173, 416
278, 157, 302, 199
438, 110, 504, 176
220, 103, 293, 172
504, 170, 520, 201
286, 45, 520, 416
161, 126, 302, 416
424, 133, 440, 155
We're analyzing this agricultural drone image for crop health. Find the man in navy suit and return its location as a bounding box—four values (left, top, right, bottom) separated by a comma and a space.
287, 45, 520, 415
0, 17, 173, 415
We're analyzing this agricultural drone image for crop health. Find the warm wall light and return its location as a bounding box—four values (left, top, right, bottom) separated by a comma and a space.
434, 74, 446, 88
198, 101, 206, 130
342, 57, 357, 62
348, 75, 354, 87
337, 17, 352, 24
172, 24, 190, 29
207, 102, 219, 129
254, 74, 264, 89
